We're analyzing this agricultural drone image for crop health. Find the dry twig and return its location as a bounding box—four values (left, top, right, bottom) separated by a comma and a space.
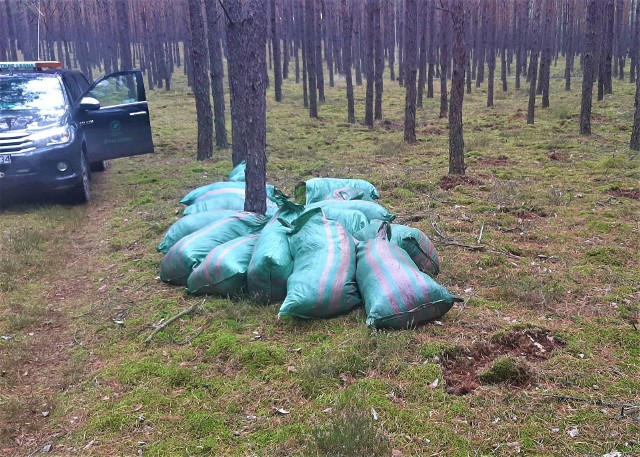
144, 299, 204, 344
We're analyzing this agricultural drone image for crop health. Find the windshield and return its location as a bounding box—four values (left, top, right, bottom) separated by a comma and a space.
0, 76, 66, 112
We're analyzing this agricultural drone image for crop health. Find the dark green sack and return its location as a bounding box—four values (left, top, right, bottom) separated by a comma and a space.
279, 209, 361, 319
187, 234, 260, 296
306, 199, 395, 222
302, 178, 380, 204
160, 212, 268, 286
354, 221, 440, 276
157, 210, 239, 254
356, 223, 460, 329
247, 200, 305, 302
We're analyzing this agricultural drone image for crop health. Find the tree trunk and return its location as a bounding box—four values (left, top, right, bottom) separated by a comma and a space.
364, 0, 375, 127
486, 0, 496, 107
315, 0, 325, 102
187, 0, 213, 160
416, 0, 428, 109
527, 2, 540, 125
271, 0, 283, 101
449, 0, 466, 175
204, 0, 228, 149
305, 0, 318, 118
225, 0, 268, 214
630, 70, 640, 150
439, 5, 449, 119
342, 0, 356, 124
374, 0, 384, 120
403, 0, 418, 142
580, 0, 599, 135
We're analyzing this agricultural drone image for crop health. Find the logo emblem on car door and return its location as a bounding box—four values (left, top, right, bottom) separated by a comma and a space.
110, 120, 121, 131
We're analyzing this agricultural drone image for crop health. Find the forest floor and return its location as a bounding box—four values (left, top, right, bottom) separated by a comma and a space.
1, 63, 639, 456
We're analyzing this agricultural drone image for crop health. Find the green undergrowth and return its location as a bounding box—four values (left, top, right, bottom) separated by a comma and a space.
1, 58, 639, 455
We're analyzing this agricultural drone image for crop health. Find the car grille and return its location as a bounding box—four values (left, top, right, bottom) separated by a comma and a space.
0, 132, 35, 154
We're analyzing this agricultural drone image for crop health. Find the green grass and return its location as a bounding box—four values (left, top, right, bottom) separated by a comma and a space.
1, 58, 639, 456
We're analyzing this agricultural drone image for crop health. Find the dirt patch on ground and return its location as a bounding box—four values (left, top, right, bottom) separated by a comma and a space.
378, 119, 404, 131
548, 150, 568, 161
418, 124, 445, 135
477, 155, 512, 167
441, 327, 565, 396
439, 175, 484, 190
607, 188, 640, 200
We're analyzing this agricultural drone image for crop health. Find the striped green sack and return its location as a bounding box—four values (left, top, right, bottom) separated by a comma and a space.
306, 199, 395, 222
310, 207, 369, 237
180, 181, 275, 206
279, 209, 361, 319
157, 210, 239, 254
183, 195, 278, 218
354, 221, 440, 276
301, 178, 380, 204
160, 212, 268, 286
187, 234, 260, 296
246, 200, 305, 302
356, 223, 461, 329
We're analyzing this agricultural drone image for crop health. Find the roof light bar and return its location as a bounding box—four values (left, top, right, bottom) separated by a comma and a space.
0, 61, 62, 70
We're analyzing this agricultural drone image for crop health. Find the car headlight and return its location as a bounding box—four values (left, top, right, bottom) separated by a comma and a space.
29, 125, 74, 146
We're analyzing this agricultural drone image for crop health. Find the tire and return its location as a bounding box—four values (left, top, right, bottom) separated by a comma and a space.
90, 160, 108, 172
68, 153, 91, 204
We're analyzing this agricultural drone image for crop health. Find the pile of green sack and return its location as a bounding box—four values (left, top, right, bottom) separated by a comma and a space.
158, 161, 462, 329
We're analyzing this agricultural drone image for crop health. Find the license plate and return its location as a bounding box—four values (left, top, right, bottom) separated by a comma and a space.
0, 155, 11, 164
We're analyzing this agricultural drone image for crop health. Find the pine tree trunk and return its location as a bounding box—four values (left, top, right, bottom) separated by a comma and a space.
270, 0, 283, 101
204, 0, 228, 149
225, 0, 268, 214
374, 0, 384, 120
306, 0, 318, 117
630, 70, 640, 150
403, 0, 418, 142
581, 0, 599, 135
527, 2, 541, 125
364, 0, 375, 127
439, 6, 449, 119
342, 0, 356, 124
187, 0, 213, 160
449, 0, 466, 175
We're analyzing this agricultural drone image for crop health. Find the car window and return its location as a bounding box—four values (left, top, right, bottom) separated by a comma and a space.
86, 74, 139, 108
0, 76, 65, 112
73, 73, 90, 94
62, 74, 81, 103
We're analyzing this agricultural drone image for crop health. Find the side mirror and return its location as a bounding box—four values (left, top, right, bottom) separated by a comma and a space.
79, 97, 100, 111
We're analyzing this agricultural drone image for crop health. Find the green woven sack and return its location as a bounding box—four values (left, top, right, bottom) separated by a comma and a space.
183, 195, 278, 218
354, 221, 440, 276
301, 178, 380, 204
160, 212, 268, 286
228, 160, 246, 182
246, 199, 305, 302
157, 210, 239, 254
187, 234, 260, 296
307, 206, 369, 237
306, 199, 395, 222
279, 209, 361, 319
356, 223, 461, 329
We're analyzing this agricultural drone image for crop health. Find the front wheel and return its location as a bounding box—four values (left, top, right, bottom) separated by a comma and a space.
67, 153, 91, 204
90, 160, 108, 172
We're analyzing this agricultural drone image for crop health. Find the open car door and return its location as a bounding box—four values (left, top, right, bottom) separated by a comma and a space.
77, 70, 154, 162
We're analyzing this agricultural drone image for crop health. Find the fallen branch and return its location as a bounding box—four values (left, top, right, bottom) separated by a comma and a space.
144, 300, 203, 344
440, 240, 485, 251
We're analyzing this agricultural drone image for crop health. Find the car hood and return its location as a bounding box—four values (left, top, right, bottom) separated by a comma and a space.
0, 110, 65, 133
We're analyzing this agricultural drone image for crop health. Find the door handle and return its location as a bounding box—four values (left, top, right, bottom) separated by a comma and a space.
129, 111, 147, 117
